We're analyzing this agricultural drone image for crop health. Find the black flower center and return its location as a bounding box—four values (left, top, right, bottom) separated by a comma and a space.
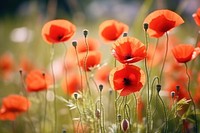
57, 34, 64, 41
125, 55, 132, 60
123, 78, 131, 86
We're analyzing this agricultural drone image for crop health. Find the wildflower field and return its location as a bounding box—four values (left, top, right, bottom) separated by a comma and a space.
0, 0, 200, 133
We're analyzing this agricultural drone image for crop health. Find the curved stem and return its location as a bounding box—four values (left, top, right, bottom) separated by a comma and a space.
159, 32, 169, 83
185, 63, 198, 133
84, 36, 91, 95
74, 44, 83, 93
157, 92, 168, 133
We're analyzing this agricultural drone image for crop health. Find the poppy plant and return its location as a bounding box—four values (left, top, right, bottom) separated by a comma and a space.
99, 19, 129, 42
79, 51, 102, 71
25, 69, 52, 92
109, 65, 145, 96
0, 94, 30, 121
41, 19, 76, 44
112, 37, 146, 64
171, 44, 197, 63
192, 8, 200, 26
144, 9, 184, 38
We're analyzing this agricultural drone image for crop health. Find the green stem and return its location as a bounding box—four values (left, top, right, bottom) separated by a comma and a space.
185, 63, 198, 133
159, 32, 168, 83
144, 26, 151, 133
75, 99, 84, 133
157, 91, 168, 133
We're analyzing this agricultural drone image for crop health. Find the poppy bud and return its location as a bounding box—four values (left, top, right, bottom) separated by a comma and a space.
99, 84, 103, 92
83, 29, 88, 38
171, 91, 175, 98
121, 119, 129, 132
123, 32, 128, 37
143, 23, 148, 31
19, 69, 23, 74
95, 109, 101, 119
156, 84, 161, 93
62, 129, 67, 133
117, 114, 122, 122
72, 40, 77, 48
74, 93, 78, 100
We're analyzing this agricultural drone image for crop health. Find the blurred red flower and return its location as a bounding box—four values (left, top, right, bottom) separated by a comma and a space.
0, 52, 14, 80
99, 20, 128, 42
0, 94, 30, 121
144, 9, 184, 38
41, 19, 76, 44
94, 64, 112, 84
172, 44, 197, 63
76, 38, 100, 53
112, 37, 146, 64
61, 73, 83, 96
109, 65, 145, 96
192, 8, 200, 26
166, 82, 189, 101
26, 70, 52, 92
79, 51, 101, 71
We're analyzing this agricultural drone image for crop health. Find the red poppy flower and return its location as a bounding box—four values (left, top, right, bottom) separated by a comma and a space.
26, 70, 52, 92
112, 37, 146, 64
172, 44, 196, 63
99, 20, 129, 42
194, 88, 200, 107
109, 65, 145, 96
61, 73, 83, 95
193, 8, 200, 26
79, 51, 101, 71
41, 19, 76, 44
0, 94, 30, 121
144, 9, 184, 38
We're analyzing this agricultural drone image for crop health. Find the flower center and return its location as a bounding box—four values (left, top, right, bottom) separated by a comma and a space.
123, 78, 131, 86
125, 55, 132, 60
57, 34, 64, 41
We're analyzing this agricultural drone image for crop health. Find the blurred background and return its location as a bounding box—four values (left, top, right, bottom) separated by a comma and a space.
0, 0, 199, 132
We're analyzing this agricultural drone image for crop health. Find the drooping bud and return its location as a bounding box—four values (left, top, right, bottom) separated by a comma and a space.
99, 84, 103, 92
121, 119, 129, 132
72, 40, 77, 48
156, 84, 161, 93
143, 23, 148, 31
171, 91, 175, 99
95, 109, 101, 119
83, 29, 88, 38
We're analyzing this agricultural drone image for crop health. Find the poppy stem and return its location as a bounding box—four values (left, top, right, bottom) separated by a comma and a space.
75, 98, 85, 133
132, 94, 138, 132
184, 63, 198, 133
144, 24, 151, 133
159, 32, 168, 83
72, 41, 83, 93
19, 70, 36, 133
83, 30, 92, 96
157, 87, 168, 133
149, 38, 159, 76
50, 45, 57, 133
